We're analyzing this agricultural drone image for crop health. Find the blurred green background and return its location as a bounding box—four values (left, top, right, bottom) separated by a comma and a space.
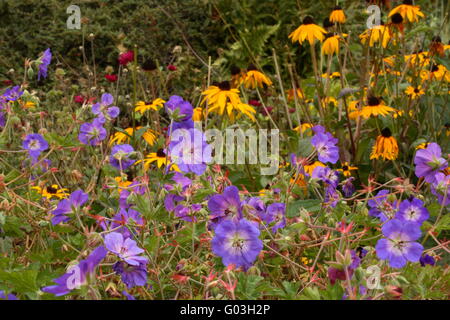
0, 0, 447, 95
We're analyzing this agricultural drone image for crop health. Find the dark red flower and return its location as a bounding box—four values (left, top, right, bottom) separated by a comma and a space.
74, 95, 86, 104
328, 267, 354, 285
248, 99, 261, 107
74, 95, 96, 104
118, 51, 134, 66
260, 106, 273, 116
2, 80, 12, 86
167, 64, 177, 71
105, 74, 118, 82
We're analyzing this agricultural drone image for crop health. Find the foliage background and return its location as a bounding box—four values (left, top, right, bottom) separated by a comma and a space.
1, 1, 447, 93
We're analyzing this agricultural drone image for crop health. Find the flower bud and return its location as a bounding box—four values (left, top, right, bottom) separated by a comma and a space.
27, 68, 35, 78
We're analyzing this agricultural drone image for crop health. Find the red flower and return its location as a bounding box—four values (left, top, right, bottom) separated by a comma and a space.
336, 220, 354, 234
172, 274, 190, 284
260, 106, 273, 116
248, 99, 261, 107
74, 95, 85, 104
118, 50, 134, 66
167, 64, 177, 71
74, 95, 96, 104
2, 80, 12, 86
105, 74, 118, 82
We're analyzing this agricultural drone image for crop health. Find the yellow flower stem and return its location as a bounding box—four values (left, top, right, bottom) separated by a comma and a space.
287, 64, 311, 136
324, 53, 333, 100
309, 45, 325, 121
272, 48, 293, 130
205, 56, 212, 128
337, 55, 357, 160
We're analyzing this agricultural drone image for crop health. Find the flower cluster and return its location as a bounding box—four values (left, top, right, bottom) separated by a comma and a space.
78, 93, 119, 146
208, 185, 288, 270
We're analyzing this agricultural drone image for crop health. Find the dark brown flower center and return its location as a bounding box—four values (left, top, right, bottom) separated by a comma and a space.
381, 128, 392, 138
247, 64, 257, 71
403, 0, 413, 5
431, 64, 439, 72
414, 88, 420, 93
367, 96, 381, 106
391, 13, 403, 24
342, 165, 349, 171
230, 65, 241, 75
156, 148, 166, 158
431, 36, 442, 43
218, 81, 231, 91
323, 17, 334, 28
46, 186, 57, 194
303, 16, 315, 25
333, 5, 342, 10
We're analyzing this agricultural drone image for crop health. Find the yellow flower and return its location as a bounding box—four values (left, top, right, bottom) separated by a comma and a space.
31, 184, 69, 200
230, 65, 245, 88
289, 16, 327, 46
420, 64, 450, 82
287, 88, 306, 102
383, 55, 396, 67
359, 25, 391, 48
114, 177, 132, 194
405, 86, 425, 99
193, 107, 204, 121
329, 6, 346, 24
370, 128, 399, 161
137, 149, 180, 172
242, 65, 272, 89
386, 69, 401, 76
430, 36, 445, 57
321, 72, 341, 79
293, 122, 313, 134
352, 96, 396, 119
347, 100, 360, 118
322, 34, 341, 56
322, 97, 338, 107
393, 110, 413, 119
290, 174, 307, 190
202, 82, 255, 121
109, 127, 157, 146
202, 81, 240, 112
212, 102, 256, 122
304, 161, 326, 176
404, 51, 430, 67
135, 98, 165, 114
337, 162, 358, 177
20, 100, 36, 109
389, 0, 424, 23
389, 12, 405, 33
416, 142, 430, 150
258, 184, 272, 197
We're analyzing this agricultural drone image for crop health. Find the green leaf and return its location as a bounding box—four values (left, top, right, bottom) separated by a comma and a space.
0, 270, 38, 294
235, 273, 265, 299
287, 199, 321, 218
